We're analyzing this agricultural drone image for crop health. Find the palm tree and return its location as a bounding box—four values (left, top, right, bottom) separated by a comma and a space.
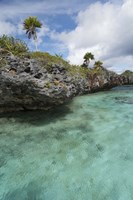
94, 61, 103, 70
23, 16, 42, 51
83, 52, 94, 68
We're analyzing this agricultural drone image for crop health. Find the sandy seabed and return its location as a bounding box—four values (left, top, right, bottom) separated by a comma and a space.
0, 86, 133, 200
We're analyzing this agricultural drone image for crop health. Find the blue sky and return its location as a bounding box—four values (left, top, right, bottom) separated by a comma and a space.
0, 0, 133, 73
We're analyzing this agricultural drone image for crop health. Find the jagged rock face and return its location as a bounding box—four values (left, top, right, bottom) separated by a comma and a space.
87, 70, 124, 92
0, 55, 89, 112
0, 55, 132, 112
121, 75, 133, 85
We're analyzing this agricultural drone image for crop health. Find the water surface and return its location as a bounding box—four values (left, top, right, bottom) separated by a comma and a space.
0, 86, 133, 200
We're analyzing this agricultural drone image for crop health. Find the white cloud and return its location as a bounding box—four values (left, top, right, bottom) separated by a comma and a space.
104, 55, 133, 74
0, 21, 16, 36
52, 0, 133, 73
0, 0, 90, 51
27, 22, 50, 51
0, 0, 91, 16
36, 25, 49, 46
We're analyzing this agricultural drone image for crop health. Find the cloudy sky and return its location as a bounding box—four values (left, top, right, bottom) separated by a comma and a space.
0, 0, 133, 73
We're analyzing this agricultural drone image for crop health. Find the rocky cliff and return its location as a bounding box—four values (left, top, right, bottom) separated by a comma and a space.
0, 53, 133, 113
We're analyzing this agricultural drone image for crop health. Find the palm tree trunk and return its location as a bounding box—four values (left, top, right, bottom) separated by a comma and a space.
34, 38, 38, 52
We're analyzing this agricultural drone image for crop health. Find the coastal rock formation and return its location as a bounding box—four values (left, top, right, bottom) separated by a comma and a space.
0, 54, 132, 112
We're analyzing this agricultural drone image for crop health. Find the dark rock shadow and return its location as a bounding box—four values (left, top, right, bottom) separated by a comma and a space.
0, 103, 73, 126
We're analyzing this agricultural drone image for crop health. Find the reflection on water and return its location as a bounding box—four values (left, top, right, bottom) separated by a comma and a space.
0, 86, 133, 200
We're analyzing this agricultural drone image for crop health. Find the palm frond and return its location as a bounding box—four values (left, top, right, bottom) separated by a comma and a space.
23, 16, 42, 40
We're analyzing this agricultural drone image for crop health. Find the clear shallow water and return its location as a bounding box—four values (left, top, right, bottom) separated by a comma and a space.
0, 86, 133, 200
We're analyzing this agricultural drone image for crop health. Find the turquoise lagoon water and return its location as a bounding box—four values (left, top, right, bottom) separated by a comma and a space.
0, 86, 133, 200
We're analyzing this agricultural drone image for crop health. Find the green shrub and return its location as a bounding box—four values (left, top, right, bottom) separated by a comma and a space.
0, 35, 29, 56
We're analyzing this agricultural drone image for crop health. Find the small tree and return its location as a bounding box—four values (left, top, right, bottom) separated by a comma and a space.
82, 52, 94, 68
23, 16, 42, 51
